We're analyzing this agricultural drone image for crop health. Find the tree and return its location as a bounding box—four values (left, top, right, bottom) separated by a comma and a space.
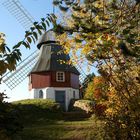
84, 76, 105, 100
52, 0, 140, 139
81, 73, 95, 97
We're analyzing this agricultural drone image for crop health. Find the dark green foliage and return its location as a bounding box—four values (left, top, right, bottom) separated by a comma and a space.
12, 99, 62, 124
0, 92, 22, 139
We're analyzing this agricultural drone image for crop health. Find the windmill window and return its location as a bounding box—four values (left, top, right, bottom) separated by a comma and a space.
56, 72, 65, 82
39, 90, 43, 98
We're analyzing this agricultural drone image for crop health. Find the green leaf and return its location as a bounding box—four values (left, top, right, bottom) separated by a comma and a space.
33, 22, 38, 25
31, 36, 36, 44
41, 18, 45, 21
45, 20, 50, 27
127, 38, 135, 44
59, 5, 69, 12
27, 37, 32, 44
53, 0, 60, 5
13, 41, 22, 49
37, 28, 42, 35
30, 27, 35, 31
22, 41, 30, 48
33, 32, 38, 40
123, 29, 130, 35
50, 14, 57, 20
36, 25, 43, 30
47, 16, 52, 22
41, 22, 47, 30
25, 31, 32, 38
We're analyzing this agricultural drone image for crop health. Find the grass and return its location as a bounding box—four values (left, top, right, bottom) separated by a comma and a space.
12, 99, 104, 140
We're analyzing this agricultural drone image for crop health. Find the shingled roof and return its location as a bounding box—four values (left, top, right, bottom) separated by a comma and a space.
31, 29, 80, 75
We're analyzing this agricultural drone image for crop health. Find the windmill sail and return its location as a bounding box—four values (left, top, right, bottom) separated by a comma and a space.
2, 0, 35, 30
1, 1, 90, 90
2, 49, 87, 90
2, 51, 39, 90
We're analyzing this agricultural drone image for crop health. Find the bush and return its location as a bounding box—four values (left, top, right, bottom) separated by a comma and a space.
0, 92, 22, 139
13, 99, 61, 112
12, 99, 63, 123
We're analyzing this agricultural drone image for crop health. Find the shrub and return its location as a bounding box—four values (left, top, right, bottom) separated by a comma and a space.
12, 99, 63, 123
0, 92, 22, 139
13, 99, 61, 112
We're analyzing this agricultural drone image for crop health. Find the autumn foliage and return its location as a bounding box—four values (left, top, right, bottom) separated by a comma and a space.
84, 76, 105, 100
54, 0, 140, 139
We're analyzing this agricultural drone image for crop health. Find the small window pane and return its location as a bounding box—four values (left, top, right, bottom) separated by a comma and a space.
56, 72, 65, 82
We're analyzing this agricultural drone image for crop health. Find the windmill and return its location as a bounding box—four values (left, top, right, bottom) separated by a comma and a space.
1, 0, 90, 92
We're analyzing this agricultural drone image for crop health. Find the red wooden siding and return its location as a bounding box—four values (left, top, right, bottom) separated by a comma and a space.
29, 71, 79, 90
70, 73, 79, 89
50, 71, 71, 87
29, 72, 51, 89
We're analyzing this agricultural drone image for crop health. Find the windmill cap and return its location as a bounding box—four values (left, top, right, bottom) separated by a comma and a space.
37, 29, 57, 49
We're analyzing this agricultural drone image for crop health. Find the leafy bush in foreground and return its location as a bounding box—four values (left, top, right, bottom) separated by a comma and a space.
13, 99, 61, 112
0, 92, 22, 140
12, 99, 62, 124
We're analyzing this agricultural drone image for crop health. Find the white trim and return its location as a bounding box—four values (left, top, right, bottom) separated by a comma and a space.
56, 71, 65, 82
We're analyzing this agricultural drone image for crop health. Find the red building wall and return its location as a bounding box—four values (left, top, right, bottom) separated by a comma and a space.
50, 71, 71, 87
29, 72, 51, 89
29, 71, 79, 90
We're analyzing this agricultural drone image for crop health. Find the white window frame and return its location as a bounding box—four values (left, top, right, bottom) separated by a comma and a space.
56, 71, 65, 82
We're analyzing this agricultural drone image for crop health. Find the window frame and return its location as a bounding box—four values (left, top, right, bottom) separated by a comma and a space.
56, 71, 65, 82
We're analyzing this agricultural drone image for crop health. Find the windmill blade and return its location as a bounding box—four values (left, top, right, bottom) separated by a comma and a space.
2, 49, 89, 90
2, 50, 39, 90
2, 0, 35, 30
72, 56, 89, 83
1, 0, 90, 89
75, 63, 87, 82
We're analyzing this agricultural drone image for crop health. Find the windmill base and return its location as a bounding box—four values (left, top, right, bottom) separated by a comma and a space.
30, 87, 79, 111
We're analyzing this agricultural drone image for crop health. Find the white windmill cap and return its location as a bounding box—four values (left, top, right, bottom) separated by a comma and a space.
37, 29, 56, 49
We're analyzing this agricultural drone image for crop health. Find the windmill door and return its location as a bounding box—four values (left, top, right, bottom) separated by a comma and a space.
55, 91, 66, 111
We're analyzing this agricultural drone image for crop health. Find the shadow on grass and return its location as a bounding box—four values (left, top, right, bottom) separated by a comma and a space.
12, 101, 94, 140
13, 104, 63, 125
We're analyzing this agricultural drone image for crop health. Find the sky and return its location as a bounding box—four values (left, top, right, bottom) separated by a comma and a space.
0, 0, 97, 102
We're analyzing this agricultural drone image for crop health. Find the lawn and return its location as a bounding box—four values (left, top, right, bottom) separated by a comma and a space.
12, 99, 104, 140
